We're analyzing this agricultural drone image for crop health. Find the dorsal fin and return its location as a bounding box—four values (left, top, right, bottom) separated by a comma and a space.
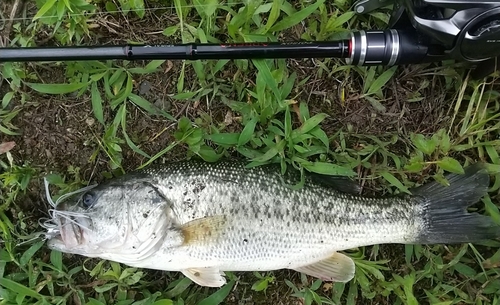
308, 173, 361, 195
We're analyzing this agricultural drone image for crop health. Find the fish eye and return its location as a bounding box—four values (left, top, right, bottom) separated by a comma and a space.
81, 192, 96, 208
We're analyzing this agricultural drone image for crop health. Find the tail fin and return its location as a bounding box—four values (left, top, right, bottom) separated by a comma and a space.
413, 163, 500, 244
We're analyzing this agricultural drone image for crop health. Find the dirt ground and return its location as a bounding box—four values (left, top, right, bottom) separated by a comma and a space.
1, 1, 498, 304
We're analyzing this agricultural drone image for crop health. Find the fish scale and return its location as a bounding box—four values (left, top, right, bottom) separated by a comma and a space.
143, 162, 420, 266
46, 160, 500, 287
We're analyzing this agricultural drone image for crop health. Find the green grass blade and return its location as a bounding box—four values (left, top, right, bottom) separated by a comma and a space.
119, 104, 151, 159
380, 171, 410, 194
19, 240, 44, 266
26, 82, 88, 94
0, 278, 43, 299
364, 66, 397, 96
33, 0, 57, 20
252, 60, 281, 104
269, 0, 324, 32
302, 161, 355, 176
91, 82, 105, 125
238, 117, 258, 146
197, 280, 236, 305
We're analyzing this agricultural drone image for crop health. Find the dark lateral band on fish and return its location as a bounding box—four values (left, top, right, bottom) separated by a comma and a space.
41, 160, 500, 287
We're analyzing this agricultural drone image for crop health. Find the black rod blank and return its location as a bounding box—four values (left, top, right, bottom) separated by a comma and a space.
0, 41, 350, 62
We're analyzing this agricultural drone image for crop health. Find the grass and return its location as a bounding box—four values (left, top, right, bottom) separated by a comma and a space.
1, 0, 500, 304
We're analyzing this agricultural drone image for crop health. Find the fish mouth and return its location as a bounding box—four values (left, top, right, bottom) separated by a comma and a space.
59, 217, 84, 247
52, 214, 92, 249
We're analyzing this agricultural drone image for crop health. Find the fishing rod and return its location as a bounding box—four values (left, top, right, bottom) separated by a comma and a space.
1, 0, 500, 78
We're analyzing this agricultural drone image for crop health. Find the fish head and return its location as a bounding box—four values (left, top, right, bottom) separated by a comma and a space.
46, 176, 175, 259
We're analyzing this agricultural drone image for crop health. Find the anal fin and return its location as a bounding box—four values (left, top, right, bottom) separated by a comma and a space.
293, 252, 355, 282
182, 267, 226, 287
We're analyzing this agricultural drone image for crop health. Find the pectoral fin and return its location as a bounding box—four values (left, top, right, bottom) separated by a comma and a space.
180, 215, 228, 245
293, 252, 355, 282
182, 267, 226, 287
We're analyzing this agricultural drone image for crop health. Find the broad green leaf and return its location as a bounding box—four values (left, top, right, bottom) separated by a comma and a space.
435, 129, 451, 154
132, 0, 145, 18
281, 73, 297, 100
380, 171, 410, 194
437, 157, 464, 174
57, 0, 66, 19
184, 128, 203, 147
50, 250, 63, 271
485, 144, 500, 164
252, 60, 281, 103
453, 262, 476, 278
198, 280, 235, 305
237, 147, 263, 159
303, 162, 355, 176
0, 124, 20, 136
19, 240, 44, 266
201, 0, 218, 17
177, 62, 186, 92
197, 146, 221, 162
172, 92, 197, 100
269, 0, 324, 32
152, 300, 174, 305
192, 60, 205, 83
363, 67, 376, 94
128, 94, 157, 115
94, 283, 118, 293
410, 133, 436, 155
119, 104, 151, 158
310, 127, 330, 149
262, 0, 282, 33
404, 162, 425, 173
299, 102, 310, 121
251, 278, 269, 292
364, 95, 386, 113
285, 106, 292, 140
91, 82, 104, 124
163, 25, 179, 37
325, 11, 355, 32
128, 63, 164, 74
86, 298, 106, 305
294, 113, 328, 136
138, 140, 179, 169
365, 66, 397, 96
483, 279, 500, 294
0, 278, 43, 299
105, 1, 117, 12
2, 92, 14, 108
252, 139, 286, 162
26, 82, 87, 94
34, 0, 57, 20
165, 277, 192, 298
484, 195, 500, 225
238, 117, 258, 146
109, 69, 124, 86
90, 72, 107, 82
207, 133, 240, 145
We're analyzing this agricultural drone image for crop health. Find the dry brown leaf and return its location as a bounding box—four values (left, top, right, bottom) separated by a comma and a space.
322, 282, 333, 292
0, 141, 15, 154
224, 110, 233, 125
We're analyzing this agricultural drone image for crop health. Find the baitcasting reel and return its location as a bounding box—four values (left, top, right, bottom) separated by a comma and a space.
352, 0, 500, 77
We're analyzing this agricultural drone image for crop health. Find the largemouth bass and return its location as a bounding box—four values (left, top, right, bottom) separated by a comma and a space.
44, 160, 500, 287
